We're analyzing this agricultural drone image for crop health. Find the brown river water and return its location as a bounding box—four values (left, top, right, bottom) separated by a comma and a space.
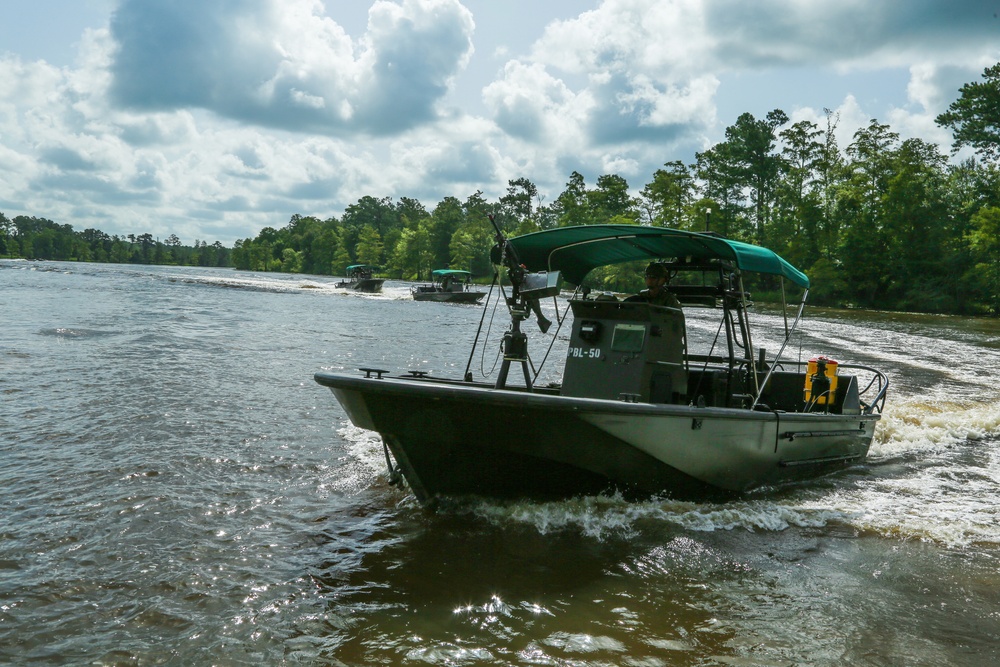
2, 259, 999, 665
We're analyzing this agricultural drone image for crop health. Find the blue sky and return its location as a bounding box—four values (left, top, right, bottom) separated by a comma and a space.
0, 0, 997, 245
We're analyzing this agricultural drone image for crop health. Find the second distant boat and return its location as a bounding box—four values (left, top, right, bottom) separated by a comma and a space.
411, 269, 485, 304
335, 265, 384, 293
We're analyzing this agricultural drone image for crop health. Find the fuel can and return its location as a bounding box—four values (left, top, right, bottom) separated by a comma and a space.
804, 356, 839, 405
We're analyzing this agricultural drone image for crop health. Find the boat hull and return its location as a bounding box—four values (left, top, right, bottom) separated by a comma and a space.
336, 278, 385, 292
315, 372, 879, 504
411, 290, 485, 304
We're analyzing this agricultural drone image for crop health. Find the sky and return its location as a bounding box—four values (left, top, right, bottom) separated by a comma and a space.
1, 0, 998, 246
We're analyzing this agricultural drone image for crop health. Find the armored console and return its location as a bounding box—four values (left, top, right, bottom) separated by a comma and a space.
562, 299, 687, 404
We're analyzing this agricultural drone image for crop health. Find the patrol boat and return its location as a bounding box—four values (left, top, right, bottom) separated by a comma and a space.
335, 265, 384, 293
411, 269, 485, 304
315, 224, 888, 506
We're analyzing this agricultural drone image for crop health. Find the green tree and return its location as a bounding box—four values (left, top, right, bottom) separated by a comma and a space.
281, 247, 303, 273
450, 196, 495, 277
881, 138, 952, 311
392, 224, 432, 279
134, 233, 155, 263
695, 143, 744, 238
838, 120, 900, 307
0, 212, 11, 256
966, 206, 1000, 313
639, 161, 696, 227
231, 239, 250, 270
815, 108, 848, 262
775, 119, 824, 266
355, 225, 383, 267
498, 177, 541, 236
723, 109, 789, 245
449, 225, 485, 274
332, 234, 353, 275
343, 196, 399, 241
163, 233, 181, 264
308, 219, 340, 275
428, 196, 465, 269
110, 237, 131, 263
32, 228, 55, 259
552, 171, 591, 227
936, 62, 1000, 160
588, 174, 638, 222
211, 241, 229, 267
846, 120, 899, 203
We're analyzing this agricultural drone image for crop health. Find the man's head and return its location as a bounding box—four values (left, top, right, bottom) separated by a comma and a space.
645, 262, 668, 286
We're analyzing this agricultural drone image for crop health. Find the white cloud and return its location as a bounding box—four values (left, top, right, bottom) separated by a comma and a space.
0, 1, 483, 243
483, 60, 589, 143
701, 0, 1000, 70
533, 0, 710, 76
109, 0, 474, 135
480, 0, 722, 179
480, 0, 1000, 190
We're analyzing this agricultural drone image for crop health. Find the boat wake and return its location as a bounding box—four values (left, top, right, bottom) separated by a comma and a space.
172, 274, 345, 295
461, 495, 852, 542
331, 424, 411, 498
38, 327, 118, 338
463, 462, 1000, 548
874, 395, 1000, 457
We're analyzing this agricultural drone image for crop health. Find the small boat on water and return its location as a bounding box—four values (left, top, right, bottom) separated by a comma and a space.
335, 264, 384, 293
315, 223, 889, 507
411, 270, 485, 304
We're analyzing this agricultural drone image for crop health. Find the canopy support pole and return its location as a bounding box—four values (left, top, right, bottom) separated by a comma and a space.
752, 287, 809, 409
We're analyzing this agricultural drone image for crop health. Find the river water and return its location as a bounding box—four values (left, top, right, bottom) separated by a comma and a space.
3, 259, 1000, 666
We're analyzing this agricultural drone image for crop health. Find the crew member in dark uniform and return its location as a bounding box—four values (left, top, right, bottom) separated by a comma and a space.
626, 262, 681, 308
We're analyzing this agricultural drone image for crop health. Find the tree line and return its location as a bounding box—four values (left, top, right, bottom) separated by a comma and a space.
3, 64, 998, 314
0, 214, 231, 268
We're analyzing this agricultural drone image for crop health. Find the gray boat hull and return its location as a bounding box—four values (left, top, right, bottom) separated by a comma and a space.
335, 278, 384, 292
315, 371, 879, 504
411, 289, 485, 304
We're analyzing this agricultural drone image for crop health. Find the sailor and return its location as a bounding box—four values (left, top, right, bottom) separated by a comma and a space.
626, 262, 681, 308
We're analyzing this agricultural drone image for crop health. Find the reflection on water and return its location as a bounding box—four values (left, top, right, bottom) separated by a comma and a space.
3, 259, 1000, 666
302, 488, 1000, 665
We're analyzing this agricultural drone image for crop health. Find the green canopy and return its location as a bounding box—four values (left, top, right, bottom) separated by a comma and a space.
346, 264, 378, 271
431, 269, 472, 279
496, 225, 809, 289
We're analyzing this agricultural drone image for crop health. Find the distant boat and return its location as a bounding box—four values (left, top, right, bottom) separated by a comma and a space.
316, 224, 889, 507
411, 270, 485, 304
335, 265, 384, 293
